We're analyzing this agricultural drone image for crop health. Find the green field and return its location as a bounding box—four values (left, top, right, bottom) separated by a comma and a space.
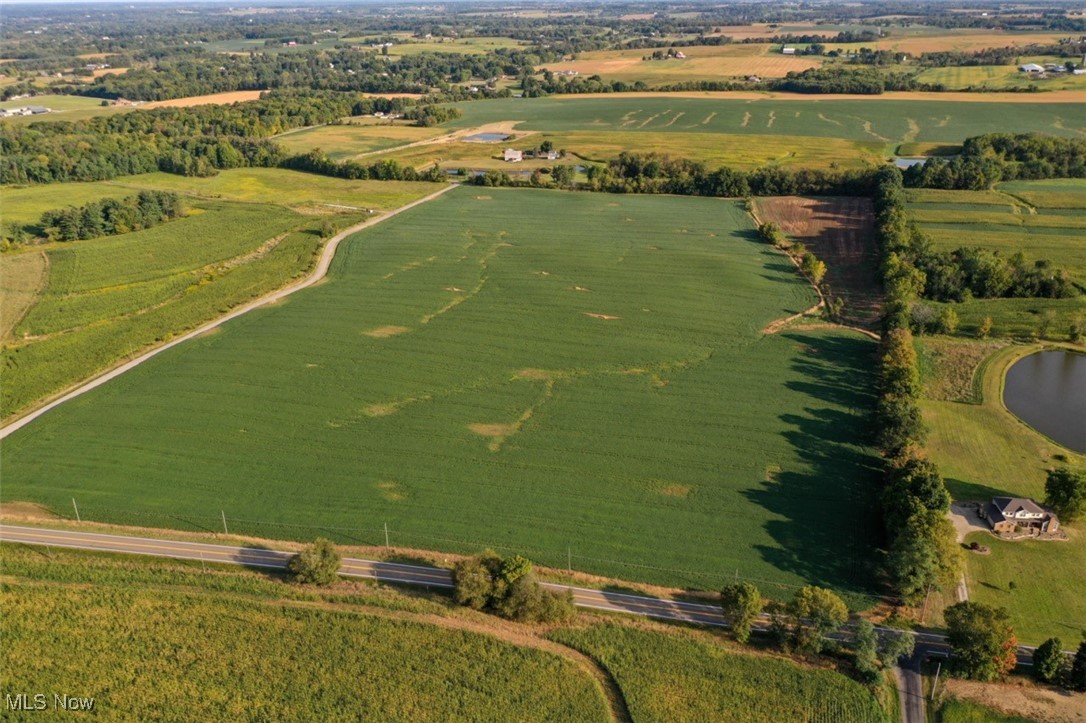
906, 181, 1086, 338
2, 188, 881, 599
919, 340, 1086, 643
0, 93, 132, 124
936, 697, 1034, 723
0, 544, 609, 721
549, 624, 886, 722
0, 169, 439, 417
916, 59, 1086, 91
275, 122, 445, 160
442, 96, 1086, 144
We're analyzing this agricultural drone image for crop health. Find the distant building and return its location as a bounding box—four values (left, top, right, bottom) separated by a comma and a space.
673, 51, 686, 59
0, 105, 49, 117
503, 149, 523, 162
980, 497, 1060, 535
1018, 63, 1045, 73
781, 46, 797, 55
543, 150, 560, 160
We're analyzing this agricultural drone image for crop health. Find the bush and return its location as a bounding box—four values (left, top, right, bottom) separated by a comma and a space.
453, 551, 575, 623
288, 538, 341, 586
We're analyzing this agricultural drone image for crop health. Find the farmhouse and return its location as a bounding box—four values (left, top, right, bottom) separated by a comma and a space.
543, 150, 560, 160
781, 46, 797, 55
0, 105, 50, 117
1018, 63, 1045, 73
503, 149, 523, 162
980, 496, 1060, 535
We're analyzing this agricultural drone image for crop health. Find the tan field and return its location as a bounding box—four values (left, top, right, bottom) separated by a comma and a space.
542, 45, 820, 82
144, 90, 266, 108
91, 67, 128, 78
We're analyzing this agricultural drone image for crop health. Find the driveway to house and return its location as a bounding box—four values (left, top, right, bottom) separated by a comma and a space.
950, 502, 988, 543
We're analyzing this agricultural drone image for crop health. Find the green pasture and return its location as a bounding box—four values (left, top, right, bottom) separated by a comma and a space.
937, 698, 1034, 723
275, 123, 445, 160
916, 59, 1086, 91
0, 94, 131, 124
442, 97, 1086, 144
918, 340, 1086, 643
1, 545, 609, 721
549, 624, 886, 722
2, 188, 882, 599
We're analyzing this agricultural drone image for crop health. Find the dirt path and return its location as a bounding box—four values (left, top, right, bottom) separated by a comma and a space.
0, 185, 457, 438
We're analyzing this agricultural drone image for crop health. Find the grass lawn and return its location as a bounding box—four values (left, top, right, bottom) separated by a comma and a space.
0, 544, 609, 721
442, 96, 1086, 144
918, 338, 1086, 643
2, 187, 882, 601
549, 624, 886, 722
937, 697, 1035, 723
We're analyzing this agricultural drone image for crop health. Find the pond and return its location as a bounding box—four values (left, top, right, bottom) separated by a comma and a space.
1003, 350, 1086, 453
463, 133, 510, 142
893, 157, 928, 169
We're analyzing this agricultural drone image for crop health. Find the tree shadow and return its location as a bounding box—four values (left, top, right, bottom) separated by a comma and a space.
744, 332, 884, 605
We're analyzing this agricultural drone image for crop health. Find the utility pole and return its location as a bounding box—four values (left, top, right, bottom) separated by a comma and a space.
71, 498, 80, 523
931, 661, 942, 702
920, 582, 933, 624
384, 523, 390, 549
221, 510, 228, 535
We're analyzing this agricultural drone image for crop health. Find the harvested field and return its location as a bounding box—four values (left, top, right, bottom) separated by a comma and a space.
144, 90, 265, 108
754, 196, 880, 327
0, 250, 47, 341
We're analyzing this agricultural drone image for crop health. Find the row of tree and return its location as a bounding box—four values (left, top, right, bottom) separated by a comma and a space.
918, 246, 1078, 302
903, 133, 1086, 190
872, 167, 964, 610
23, 191, 185, 245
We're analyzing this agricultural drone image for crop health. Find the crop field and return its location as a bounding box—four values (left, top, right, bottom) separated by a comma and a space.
540, 44, 821, 84
0, 169, 439, 416
549, 624, 886, 722
443, 96, 1086, 144
753, 196, 880, 325
275, 122, 446, 160
143, 90, 266, 108
918, 341, 1085, 643
906, 181, 1086, 337
1, 544, 609, 721
825, 30, 1072, 55
2, 188, 882, 598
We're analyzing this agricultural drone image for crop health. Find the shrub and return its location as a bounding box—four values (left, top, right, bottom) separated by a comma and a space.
288, 538, 341, 586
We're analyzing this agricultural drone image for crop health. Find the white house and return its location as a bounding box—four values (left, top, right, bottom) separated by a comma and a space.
1018, 63, 1045, 73
503, 149, 523, 162
782, 46, 797, 55
543, 150, 559, 160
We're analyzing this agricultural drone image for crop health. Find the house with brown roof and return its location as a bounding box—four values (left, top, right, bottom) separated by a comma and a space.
980, 496, 1060, 535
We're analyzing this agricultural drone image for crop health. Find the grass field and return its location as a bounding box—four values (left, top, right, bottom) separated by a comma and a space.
918, 339, 1086, 643
905, 181, 1086, 339
0, 250, 46, 340
936, 697, 1034, 723
0, 544, 610, 721
540, 44, 821, 84
916, 60, 1086, 91
0, 169, 439, 417
0, 93, 131, 124
1, 188, 882, 599
443, 96, 1086, 145
549, 624, 886, 722
275, 122, 446, 160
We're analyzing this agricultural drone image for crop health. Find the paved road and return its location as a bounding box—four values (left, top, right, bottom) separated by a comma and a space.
0, 524, 1044, 669
896, 652, 927, 723
0, 185, 457, 439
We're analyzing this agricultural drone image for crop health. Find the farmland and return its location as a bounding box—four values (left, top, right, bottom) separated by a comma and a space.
905, 180, 1086, 337
276, 122, 446, 160
0, 544, 610, 721
443, 96, 1086, 144
0, 169, 439, 417
0, 94, 132, 124
540, 44, 822, 85
918, 339, 1086, 643
549, 624, 886, 722
1, 187, 882, 599
916, 61, 1086, 91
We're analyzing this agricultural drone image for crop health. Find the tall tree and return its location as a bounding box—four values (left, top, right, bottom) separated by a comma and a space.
1045, 467, 1086, 522
944, 602, 1018, 681
788, 585, 848, 654
1033, 637, 1066, 684
720, 582, 762, 643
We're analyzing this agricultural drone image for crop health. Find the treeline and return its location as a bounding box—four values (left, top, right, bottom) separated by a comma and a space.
918, 247, 1077, 302
0, 91, 437, 185
871, 167, 962, 604
13, 191, 184, 245
904, 133, 1086, 189
584, 152, 879, 197
281, 148, 446, 183
771, 66, 925, 94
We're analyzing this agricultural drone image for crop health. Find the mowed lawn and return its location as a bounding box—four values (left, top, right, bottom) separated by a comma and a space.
919, 340, 1086, 643
443, 96, 1086, 144
2, 188, 881, 598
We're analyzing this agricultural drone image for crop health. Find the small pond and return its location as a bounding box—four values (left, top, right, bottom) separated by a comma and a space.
893, 157, 928, 169
464, 133, 510, 142
1003, 350, 1086, 453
